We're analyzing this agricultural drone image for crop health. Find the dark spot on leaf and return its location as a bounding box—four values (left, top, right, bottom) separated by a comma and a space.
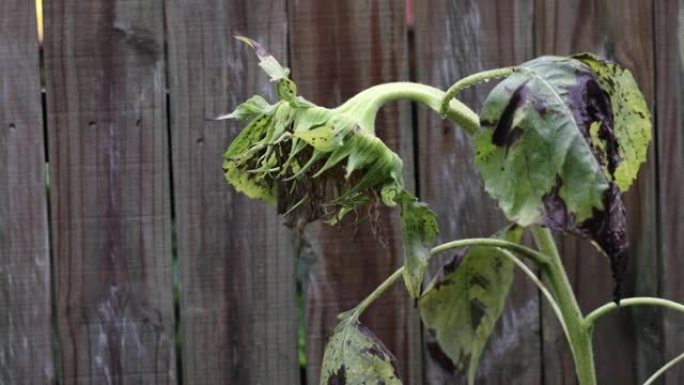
362, 344, 387, 360
443, 248, 469, 274
469, 298, 487, 329
328, 365, 346, 385
533, 98, 547, 115
542, 176, 627, 303
427, 341, 456, 373
566, 69, 620, 175
469, 273, 490, 289
433, 278, 454, 290
492, 82, 528, 147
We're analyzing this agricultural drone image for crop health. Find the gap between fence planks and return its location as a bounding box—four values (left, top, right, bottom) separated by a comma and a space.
415, 1, 543, 384
166, 0, 300, 384
287, 1, 422, 384
45, 0, 176, 383
655, 1, 684, 383
0, 0, 53, 383
535, 1, 661, 384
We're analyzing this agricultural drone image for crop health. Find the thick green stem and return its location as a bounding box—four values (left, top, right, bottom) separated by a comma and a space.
585, 297, 684, 327
531, 226, 597, 385
440, 67, 515, 117
335, 82, 480, 134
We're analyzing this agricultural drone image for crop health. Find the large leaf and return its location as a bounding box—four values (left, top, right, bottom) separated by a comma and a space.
419, 225, 523, 384
476, 55, 651, 300
320, 318, 402, 385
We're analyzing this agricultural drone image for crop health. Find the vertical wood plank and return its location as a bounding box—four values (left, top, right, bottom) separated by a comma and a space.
535, 1, 660, 383
655, 0, 684, 383
44, 0, 176, 383
415, 1, 541, 384
0, 1, 53, 383
287, 2, 420, 384
166, 1, 299, 384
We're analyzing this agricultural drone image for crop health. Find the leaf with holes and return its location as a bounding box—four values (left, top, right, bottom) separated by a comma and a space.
476, 55, 651, 300
320, 318, 402, 385
419, 225, 523, 384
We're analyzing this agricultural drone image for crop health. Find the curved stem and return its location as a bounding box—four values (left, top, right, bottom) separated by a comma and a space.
335, 82, 480, 134
440, 67, 515, 117
498, 249, 568, 337
643, 351, 684, 385
431, 237, 549, 267
348, 236, 549, 320
531, 226, 597, 385
585, 297, 684, 327
349, 266, 404, 321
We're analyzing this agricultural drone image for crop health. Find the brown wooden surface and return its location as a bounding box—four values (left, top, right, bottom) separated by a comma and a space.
2, 1, 682, 384
0, 1, 53, 384
287, 1, 421, 384
415, 1, 542, 384
535, 0, 660, 383
44, 0, 176, 383
166, 1, 299, 384
655, 0, 684, 383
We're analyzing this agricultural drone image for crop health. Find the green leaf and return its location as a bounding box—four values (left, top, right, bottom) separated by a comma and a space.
399, 192, 438, 299
476, 55, 644, 300
212, 95, 273, 121
223, 114, 277, 204
419, 225, 523, 384
572, 53, 652, 191
320, 319, 402, 385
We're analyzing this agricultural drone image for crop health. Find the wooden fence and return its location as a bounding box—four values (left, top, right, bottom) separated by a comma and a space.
1, 0, 682, 384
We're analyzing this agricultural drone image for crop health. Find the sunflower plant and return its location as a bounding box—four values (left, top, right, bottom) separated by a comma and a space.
218, 37, 684, 385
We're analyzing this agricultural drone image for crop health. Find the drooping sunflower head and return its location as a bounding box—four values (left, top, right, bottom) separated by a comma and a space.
218, 37, 406, 228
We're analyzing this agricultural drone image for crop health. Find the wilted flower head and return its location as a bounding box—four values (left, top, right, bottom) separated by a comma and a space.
219, 37, 407, 227
218, 37, 438, 299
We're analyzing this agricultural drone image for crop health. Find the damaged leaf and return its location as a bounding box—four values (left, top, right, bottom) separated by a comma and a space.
320, 318, 402, 385
572, 53, 652, 191
419, 225, 523, 385
476, 55, 650, 301
398, 192, 439, 299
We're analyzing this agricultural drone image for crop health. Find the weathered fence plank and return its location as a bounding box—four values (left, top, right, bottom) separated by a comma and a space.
655, 1, 684, 383
415, 1, 542, 384
166, 1, 300, 384
0, 1, 53, 384
535, 1, 660, 383
287, 1, 421, 384
44, 0, 176, 383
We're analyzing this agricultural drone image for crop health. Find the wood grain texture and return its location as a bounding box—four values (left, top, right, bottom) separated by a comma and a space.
535, 0, 660, 383
415, 1, 542, 384
0, 1, 53, 384
166, 1, 300, 384
655, 0, 684, 383
287, 1, 420, 384
44, 0, 176, 383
